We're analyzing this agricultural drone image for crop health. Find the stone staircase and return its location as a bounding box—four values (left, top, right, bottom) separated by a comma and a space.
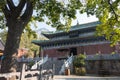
42, 58, 64, 75
59, 55, 73, 75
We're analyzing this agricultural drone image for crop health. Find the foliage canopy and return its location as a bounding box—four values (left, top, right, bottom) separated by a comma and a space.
0, 0, 119, 45
84, 0, 120, 45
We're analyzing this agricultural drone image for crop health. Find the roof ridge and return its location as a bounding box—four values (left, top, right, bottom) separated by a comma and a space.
71, 21, 100, 28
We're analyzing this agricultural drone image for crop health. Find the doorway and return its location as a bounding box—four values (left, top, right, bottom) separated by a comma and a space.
70, 48, 77, 56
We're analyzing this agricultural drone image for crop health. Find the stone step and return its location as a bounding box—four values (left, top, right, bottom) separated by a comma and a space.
42, 58, 64, 75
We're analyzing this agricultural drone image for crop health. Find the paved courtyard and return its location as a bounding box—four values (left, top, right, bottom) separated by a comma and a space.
54, 75, 120, 80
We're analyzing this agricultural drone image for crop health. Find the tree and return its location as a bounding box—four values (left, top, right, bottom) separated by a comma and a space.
0, 30, 7, 43
0, 0, 82, 77
0, 30, 39, 58
82, 0, 120, 45
20, 31, 39, 58
0, 0, 119, 78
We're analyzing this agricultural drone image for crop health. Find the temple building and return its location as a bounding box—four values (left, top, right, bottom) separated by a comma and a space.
32, 21, 120, 58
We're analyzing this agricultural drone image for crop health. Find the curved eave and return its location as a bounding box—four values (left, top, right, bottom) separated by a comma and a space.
32, 40, 48, 46
42, 31, 67, 39
41, 33, 50, 38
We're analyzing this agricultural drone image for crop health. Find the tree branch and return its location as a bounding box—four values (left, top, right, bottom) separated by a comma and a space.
21, 1, 33, 26
108, 0, 118, 21
2, 5, 11, 20
6, 0, 16, 11
15, 0, 26, 17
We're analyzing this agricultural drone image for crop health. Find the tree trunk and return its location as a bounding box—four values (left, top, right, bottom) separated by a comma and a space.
0, 20, 24, 80
0, 1, 33, 80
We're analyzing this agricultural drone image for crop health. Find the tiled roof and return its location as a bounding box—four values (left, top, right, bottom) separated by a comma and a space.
42, 21, 100, 35
42, 21, 100, 38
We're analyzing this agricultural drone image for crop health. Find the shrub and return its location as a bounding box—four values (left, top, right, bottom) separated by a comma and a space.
73, 54, 86, 67
73, 54, 86, 76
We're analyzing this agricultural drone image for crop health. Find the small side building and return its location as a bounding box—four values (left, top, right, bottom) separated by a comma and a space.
0, 38, 4, 56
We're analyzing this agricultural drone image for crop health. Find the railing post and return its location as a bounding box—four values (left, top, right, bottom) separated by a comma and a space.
38, 65, 42, 80
38, 47, 43, 80
52, 64, 55, 78
19, 63, 26, 80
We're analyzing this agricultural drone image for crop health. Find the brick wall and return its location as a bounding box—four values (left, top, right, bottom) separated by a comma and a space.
77, 43, 115, 55
42, 43, 116, 57
43, 49, 70, 58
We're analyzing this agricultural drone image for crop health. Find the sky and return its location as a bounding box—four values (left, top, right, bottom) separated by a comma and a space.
35, 12, 98, 31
